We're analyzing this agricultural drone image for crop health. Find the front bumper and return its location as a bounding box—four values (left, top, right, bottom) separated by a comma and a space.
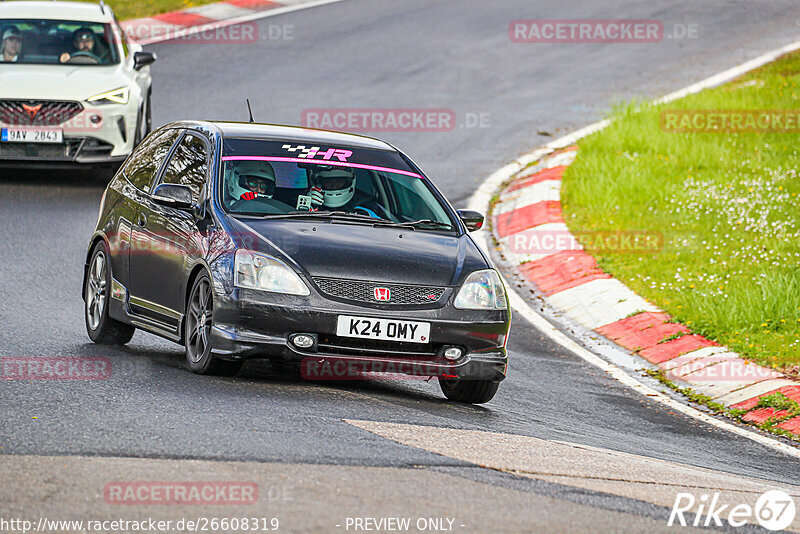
0, 101, 137, 166
210, 288, 510, 382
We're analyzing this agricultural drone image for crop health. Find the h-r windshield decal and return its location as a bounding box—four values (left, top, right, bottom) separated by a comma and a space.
282, 144, 353, 162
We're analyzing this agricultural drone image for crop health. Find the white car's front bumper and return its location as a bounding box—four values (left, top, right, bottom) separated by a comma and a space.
0, 99, 139, 166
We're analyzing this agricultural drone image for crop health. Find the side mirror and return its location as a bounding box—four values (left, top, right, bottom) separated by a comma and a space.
457, 209, 484, 232
152, 183, 193, 210
133, 51, 157, 70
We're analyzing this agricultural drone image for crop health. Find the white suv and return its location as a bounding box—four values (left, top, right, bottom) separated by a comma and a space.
0, 1, 156, 170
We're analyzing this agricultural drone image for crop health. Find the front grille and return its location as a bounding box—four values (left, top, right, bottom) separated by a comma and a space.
313, 277, 446, 305
0, 139, 82, 160
0, 100, 83, 126
316, 334, 440, 358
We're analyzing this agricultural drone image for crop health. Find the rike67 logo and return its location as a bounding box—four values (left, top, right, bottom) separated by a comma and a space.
669, 490, 796, 531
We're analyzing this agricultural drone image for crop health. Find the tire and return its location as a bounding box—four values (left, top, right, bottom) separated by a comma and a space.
438, 377, 499, 404
184, 272, 242, 376
84, 242, 135, 345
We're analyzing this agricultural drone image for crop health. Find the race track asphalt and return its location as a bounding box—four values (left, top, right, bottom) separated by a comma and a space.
2, 1, 800, 530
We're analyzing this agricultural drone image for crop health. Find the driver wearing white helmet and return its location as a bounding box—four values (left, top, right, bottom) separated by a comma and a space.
308, 166, 392, 219
226, 160, 276, 201
308, 166, 356, 209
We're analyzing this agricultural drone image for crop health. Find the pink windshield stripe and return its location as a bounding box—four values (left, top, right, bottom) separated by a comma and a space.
221, 155, 424, 179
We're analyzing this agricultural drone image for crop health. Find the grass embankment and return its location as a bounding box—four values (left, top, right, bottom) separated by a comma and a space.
562, 51, 800, 372
109, 0, 221, 21
7, 0, 222, 21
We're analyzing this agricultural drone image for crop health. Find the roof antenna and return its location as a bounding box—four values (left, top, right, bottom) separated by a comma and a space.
246, 99, 255, 123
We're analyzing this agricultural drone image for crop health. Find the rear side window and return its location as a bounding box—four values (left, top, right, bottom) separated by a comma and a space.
161, 133, 209, 202
123, 128, 181, 193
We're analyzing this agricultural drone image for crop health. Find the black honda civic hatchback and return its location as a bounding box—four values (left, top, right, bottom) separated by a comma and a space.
83, 121, 510, 403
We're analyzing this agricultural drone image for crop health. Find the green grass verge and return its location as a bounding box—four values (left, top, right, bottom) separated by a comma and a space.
563, 50, 800, 372
110, 0, 221, 21
645, 369, 800, 441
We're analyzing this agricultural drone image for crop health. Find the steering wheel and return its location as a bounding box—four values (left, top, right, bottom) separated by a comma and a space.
231, 196, 293, 215
66, 51, 101, 64
353, 207, 378, 218
354, 205, 398, 222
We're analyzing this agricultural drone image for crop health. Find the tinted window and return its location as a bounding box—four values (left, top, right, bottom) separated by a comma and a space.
161, 133, 209, 201
0, 19, 121, 65
123, 128, 181, 193
219, 138, 453, 230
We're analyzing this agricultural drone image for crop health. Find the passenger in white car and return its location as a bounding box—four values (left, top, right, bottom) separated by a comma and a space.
0, 27, 23, 62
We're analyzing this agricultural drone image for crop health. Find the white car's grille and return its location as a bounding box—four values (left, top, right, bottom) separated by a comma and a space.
0, 100, 83, 126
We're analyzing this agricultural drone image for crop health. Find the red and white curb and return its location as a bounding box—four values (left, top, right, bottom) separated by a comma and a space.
468, 38, 800, 455
490, 148, 800, 432
121, 0, 343, 45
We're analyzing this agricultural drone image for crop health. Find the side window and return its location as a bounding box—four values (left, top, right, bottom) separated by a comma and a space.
122, 129, 181, 193
161, 133, 209, 202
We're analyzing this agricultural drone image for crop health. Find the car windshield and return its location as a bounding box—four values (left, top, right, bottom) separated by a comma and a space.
0, 19, 120, 65
221, 138, 455, 230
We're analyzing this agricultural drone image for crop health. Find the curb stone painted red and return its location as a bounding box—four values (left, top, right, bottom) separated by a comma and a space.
492, 148, 800, 435
121, 0, 325, 45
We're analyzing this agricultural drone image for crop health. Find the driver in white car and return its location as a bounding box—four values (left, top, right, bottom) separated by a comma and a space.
59, 27, 106, 64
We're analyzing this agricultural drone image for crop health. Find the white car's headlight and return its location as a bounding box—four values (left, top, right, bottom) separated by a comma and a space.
87, 87, 130, 105
454, 269, 507, 310
234, 249, 309, 296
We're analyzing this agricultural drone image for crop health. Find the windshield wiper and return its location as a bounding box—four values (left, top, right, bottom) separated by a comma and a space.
239, 211, 452, 230
261, 211, 395, 224
367, 219, 454, 230
404, 219, 454, 229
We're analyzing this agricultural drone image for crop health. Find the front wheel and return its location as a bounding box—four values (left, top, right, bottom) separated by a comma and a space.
184, 273, 242, 376
439, 377, 499, 404
84, 242, 135, 344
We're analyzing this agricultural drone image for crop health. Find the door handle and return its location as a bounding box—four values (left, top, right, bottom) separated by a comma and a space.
137, 213, 147, 227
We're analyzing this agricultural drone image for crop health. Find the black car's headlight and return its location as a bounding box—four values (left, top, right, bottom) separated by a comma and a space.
234, 249, 310, 296
454, 269, 507, 310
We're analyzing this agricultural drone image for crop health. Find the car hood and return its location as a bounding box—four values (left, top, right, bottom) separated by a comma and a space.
0, 64, 129, 100
230, 218, 490, 287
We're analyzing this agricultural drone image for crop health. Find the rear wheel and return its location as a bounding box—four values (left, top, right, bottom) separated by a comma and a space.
184, 273, 242, 376
439, 377, 499, 404
84, 242, 135, 344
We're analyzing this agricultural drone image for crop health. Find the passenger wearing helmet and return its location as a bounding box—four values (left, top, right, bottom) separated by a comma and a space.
226, 161, 276, 201
308, 166, 390, 219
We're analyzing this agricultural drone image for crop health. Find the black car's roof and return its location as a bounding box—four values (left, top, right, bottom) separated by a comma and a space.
172, 120, 398, 152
